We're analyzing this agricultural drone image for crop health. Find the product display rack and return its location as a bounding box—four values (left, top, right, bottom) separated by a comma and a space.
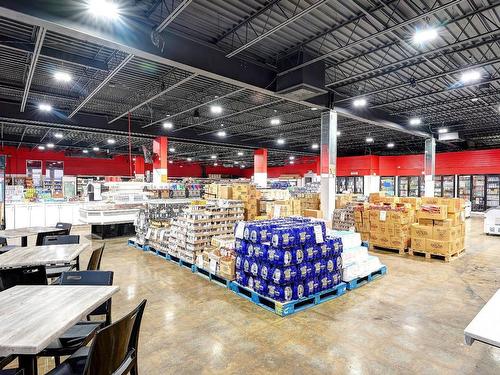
486, 175, 500, 208
434, 175, 455, 198
336, 176, 364, 194
380, 176, 396, 196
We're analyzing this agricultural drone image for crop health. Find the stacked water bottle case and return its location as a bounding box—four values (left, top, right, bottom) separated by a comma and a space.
234, 218, 343, 302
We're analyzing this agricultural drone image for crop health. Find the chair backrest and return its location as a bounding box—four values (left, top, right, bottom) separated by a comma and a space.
127, 299, 147, 357
84, 300, 147, 375
36, 229, 68, 246
56, 222, 72, 233
87, 244, 105, 271
0, 266, 47, 291
60, 271, 113, 324
0, 237, 7, 247
42, 235, 80, 246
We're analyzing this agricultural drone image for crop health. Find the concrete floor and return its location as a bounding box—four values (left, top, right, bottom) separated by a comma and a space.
36, 217, 500, 374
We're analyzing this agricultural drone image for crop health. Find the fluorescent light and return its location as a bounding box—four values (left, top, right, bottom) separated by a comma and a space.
217, 130, 226, 137
38, 145, 45, 150
366, 137, 374, 143
54, 71, 72, 82
241, 165, 246, 168
210, 105, 222, 114
353, 98, 367, 108
413, 28, 438, 44
270, 118, 281, 125
337, 131, 341, 136
311, 143, 319, 150
169, 147, 175, 152
54, 132, 63, 139
460, 70, 481, 84
38, 103, 52, 112
88, 0, 120, 20
438, 128, 448, 134
169, 160, 173, 164
387, 142, 395, 148
214, 163, 218, 166
107, 139, 115, 144
187, 157, 192, 162
471, 98, 479, 102
290, 161, 295, 165
234, 161, 239, 165
409, 118, 422, 126
93, 147, 99, 151
276, 138, 285, 145
310, 107, 318, 111
162, 122, 173, 129
289, 156, 295, 160
82, 149, 89, 154
210, 155, 217, 159
46, 143, 54, 149
237, 151, 244, 156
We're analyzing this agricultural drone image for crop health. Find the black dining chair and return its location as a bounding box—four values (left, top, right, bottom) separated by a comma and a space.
0, 355, 17, 372
87, 244, 105, 271
0, 370, 24, 375
0, 238, 16, 254
35, 230, 68, 246
42, 235, 80, 246
46, 299, 147, 375
0, 266, 47, 291
38, 271, 114, 366
56, 223, 72, 235
42, 235, 81, 278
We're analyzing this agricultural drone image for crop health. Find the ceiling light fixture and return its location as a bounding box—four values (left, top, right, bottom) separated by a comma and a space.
438, 128, 448, 134
169, 147, 175, 152
93, 147, 99, 151
311, 143, 319, 150
162, 121, 173, 129
82, 149, 89, 154
234, 161, 239, 165
353, 98, 367, 108
241, 165, 246, 168
169, 160, 173, 164
413, 28, 438, 45
290, 161, 295, 165
460, 70, 481, 84
210, 155, 217, 159
276, 138, 285, 145
471, 98, 479, 102
38, 145, 45, 150
38, 103, 52, 112
88, 0, 120, 20
409, 118, 422, 126
311, 107, 319, 111
337, 131, 341, 136
237, 151, 244, 156
289, 156, 295, 160
54, 71, 72, 82
387, 142, 395, 148
46, 143, 54, 149
366, 137, 374, 143
270, 118, 281, 125
210, 105, 223, 114
217, 130, 226, 137
187, 157, 192, 162
107, 139, 115, 144
54, 132, 63, 139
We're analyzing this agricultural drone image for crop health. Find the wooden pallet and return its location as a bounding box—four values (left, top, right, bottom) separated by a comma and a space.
369, 244, 407, 255
408, 248, 465, 262
345, 266, 387, 290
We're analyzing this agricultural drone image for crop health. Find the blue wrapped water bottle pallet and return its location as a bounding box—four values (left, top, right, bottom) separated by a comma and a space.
345, 265, 387, 291
229, 281, 347, 317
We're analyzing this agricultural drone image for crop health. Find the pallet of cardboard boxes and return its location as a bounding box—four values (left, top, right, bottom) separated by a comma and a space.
409, 197, 466, 261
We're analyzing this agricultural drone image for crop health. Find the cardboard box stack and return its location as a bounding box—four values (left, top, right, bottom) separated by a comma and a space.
410, 198, 466, 260
206, 183, 258, 221
332, 203, 358, 231
196, 235, 236, 280
168, 200, 244, 263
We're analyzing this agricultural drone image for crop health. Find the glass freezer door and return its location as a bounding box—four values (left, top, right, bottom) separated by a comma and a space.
380, 176, 396, 196
442, 176, 455, 198
471, 175, 485, 211
398, 177, 409, 197
346, 177, 355, 193
354, 176, 364, 194
336, 177, 346, 193
486, 175, 500, 208
408, 176, 420, 197
458, 175, 471, 201
434, 176, 443, 197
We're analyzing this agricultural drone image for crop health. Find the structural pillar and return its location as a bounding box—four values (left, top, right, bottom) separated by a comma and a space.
320, 110, 337, 220
153, 136, 168, 186
424, 137, 436, 197
134, 156, 145, 181
254, 148, 268, 188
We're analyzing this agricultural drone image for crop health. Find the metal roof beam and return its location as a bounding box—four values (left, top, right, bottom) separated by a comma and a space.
0, 35, 109, 71
68, 54, 134, 118
156, 0, 193, 32
20, 26, 45, 112
226, 0, 330, 58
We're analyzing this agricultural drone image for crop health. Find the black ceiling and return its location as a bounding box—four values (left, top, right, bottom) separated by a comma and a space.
0, 0, 498, 166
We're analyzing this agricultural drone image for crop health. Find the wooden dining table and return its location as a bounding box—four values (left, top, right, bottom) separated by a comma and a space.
0, 243, 89, 269
0, 227, 64, 247
0, 285, 119, 375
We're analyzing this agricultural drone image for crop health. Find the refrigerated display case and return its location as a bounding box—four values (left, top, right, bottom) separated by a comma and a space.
354, 176, 364, 194
434, 176, 443, 197
459, 175, 471, 202
408, 176, 420, 197
336, 176, 364, 194
486, 175, 500, 208
398, 177, 409, 197
336, 177, 347, 193
380, 176, 396, 196
434, 175, 455, 197
472, 175, 486, 211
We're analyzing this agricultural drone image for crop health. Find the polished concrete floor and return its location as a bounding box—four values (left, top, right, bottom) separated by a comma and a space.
35, 217, 500, 374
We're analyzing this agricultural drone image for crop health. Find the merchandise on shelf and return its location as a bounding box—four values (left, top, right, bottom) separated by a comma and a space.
234, 217, 343, 302
289, 182, 321, 196
410, 198, 466, 256
206, 183, 258, 220
168, 200, 244, 264
331, 203, 357, 231
197, 234, 236, 280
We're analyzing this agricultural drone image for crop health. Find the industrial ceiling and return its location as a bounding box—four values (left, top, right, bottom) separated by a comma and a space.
0, 0, 498, 167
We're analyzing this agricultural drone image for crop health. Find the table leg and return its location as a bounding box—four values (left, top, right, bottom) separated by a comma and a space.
21, 236, 27, 247
18, 354, 37, 375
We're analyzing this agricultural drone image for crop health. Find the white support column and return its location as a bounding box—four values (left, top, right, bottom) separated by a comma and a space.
320, 110, 337, 220
424, 138, 436, 197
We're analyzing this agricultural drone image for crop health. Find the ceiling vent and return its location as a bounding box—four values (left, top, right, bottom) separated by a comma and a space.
276, 51, 327, 101
439, 132, 460, 142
